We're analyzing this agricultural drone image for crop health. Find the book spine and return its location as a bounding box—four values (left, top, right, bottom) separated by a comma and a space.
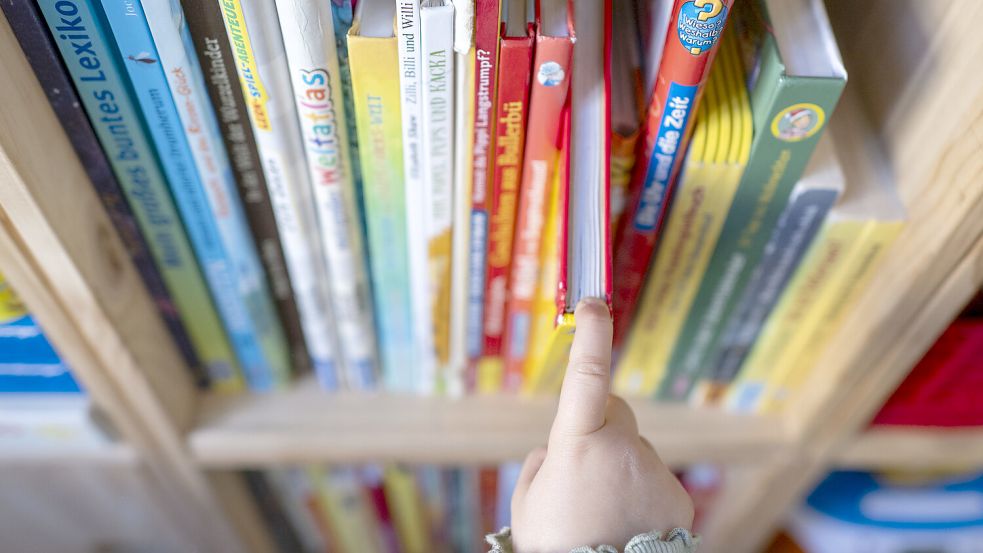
395, 0, 433, 392
465, 0, 501, 373
242, 471, 307, 553
138, 0, 293, 389
1, 0, 207, 386
266, 469, 332, 553
384, 465, 432, 553
447, 45, 475, 395
724, 221, 863, 411
218, 0, 341, 389
182, 0, 312, 378
658, 78, 846, 401
759, 222, 902, 412
35, 0, 243, 392
501, 35, 573, 390
415, 466, 449, 548
348, 30, 415, 392
481, 31, 534, 389
495, 462, 522, 529
697, 186, 838, 401
314, 467, 383, 552
99, 0, 286, 390
275, 0, 379, 390
420, 3, 457, 389
611, 0, 734, 345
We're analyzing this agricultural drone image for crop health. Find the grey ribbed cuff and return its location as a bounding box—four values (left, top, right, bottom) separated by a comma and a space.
487, 527, 699, 553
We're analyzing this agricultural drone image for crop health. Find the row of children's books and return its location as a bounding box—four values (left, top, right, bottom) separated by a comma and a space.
247, 462, 719, 553
246, 464, 522, 553
4, 0, 905, 409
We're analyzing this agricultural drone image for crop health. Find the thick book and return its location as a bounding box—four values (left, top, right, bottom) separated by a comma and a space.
384, 465, 432, 552
611, 0, 736, 346
614, 33, 751, 397
216, 0, 341, 389
275, 0, 380, 390
657, 0, 847, 400
744, 91, 904, 414
464, 0, 502, 380
480, 0, 535, 392
181, 0, 311, 378
420, 0, 457, 390
501, 0, 574, 389
349, 0, 417, 392
528, 0, 612, 388
98, 0, 290, 390
694, 134, 844, 403
396, 0, 437, 392
35, 0, 243, 392
1, 0, 207, 386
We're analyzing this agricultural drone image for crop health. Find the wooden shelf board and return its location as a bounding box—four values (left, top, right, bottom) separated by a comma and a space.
0, 441, 137, 465
836, 427, 983, 470
190, 376, 789, 467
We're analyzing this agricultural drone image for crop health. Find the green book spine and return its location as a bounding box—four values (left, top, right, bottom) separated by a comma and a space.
657, 35, 845, 400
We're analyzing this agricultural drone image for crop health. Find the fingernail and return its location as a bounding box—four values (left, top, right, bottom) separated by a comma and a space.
575, 297, 610, 318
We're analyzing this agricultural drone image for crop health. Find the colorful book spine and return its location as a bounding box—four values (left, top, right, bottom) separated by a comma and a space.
465, 0, 502, 374
611, 0, 734, 345
35, 0, 243, 392
330, 1, 365, 222
481, 16, 535, 392
217, 0, 341, 388
182, 0, 311, 377
614, 37, 751, 397
698, 148, 842, 401
314, 466, 384, 552
1, 0, 207, 386
275, 0, 379, 390
420, 0, 456, 389
447, 0, 475, 394
266, 469, 332, 553
384, 465, 432, 553
396, 0, 435, 392
348, 6, 416, 391
99, 0, 289, 390
416, 466, 449, 548
502, 13, 574, 390
656, 8, 846, 400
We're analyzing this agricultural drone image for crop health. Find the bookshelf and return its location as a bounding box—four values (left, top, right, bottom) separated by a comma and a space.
0, 2, 981, 553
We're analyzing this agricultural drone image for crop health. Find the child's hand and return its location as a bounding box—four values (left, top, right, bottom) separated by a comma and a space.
510, 299, 695, 552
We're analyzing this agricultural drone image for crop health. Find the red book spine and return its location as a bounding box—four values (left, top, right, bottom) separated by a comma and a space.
553, 106, 573, 316
611, 0, 734, 345
482, 26, 535, 360
478, 468, 499, 537
500, 30, 573, 390
465, 0, 502, 385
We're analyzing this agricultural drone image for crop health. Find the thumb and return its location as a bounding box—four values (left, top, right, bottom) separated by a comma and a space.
551, 298, 613, 440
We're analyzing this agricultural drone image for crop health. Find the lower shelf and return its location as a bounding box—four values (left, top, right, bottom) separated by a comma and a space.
190, 376, 788, 467
836, 426, 983, 470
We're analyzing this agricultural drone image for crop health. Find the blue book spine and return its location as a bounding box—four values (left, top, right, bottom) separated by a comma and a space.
35, 0, 243, 390
139, 0, 293, 388
96, 0, 280, 390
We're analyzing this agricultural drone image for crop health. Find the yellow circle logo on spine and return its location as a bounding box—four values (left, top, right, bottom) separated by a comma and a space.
0, 275, 27, 325
771, 103, 825, 142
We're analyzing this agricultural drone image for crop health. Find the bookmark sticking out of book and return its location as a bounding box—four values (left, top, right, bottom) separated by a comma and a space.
529, 0, 612, 392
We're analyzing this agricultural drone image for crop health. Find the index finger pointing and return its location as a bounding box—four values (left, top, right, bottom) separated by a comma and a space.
551, 297, 614, 439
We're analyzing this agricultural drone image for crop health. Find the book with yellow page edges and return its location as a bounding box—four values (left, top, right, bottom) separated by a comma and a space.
615, 31, 752, 397
726, 89, 905, 413
522, 0, 612, 394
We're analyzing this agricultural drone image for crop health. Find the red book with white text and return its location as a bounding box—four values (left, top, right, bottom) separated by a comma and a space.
611, 0, 734, 345
481, 0, 535, 381
500, 0, 574, 390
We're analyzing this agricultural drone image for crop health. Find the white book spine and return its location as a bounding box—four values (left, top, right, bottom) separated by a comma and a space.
218, 0, 340, 388
275, 0, 380, 390
420, 2, 456, 392
396, 0, 434, 391
447, 46, 472, 396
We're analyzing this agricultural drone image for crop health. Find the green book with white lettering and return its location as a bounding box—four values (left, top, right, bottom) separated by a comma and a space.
656, 0, 846, 400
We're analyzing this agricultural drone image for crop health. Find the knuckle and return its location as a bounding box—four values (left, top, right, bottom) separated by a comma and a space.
569, 356, 610, 379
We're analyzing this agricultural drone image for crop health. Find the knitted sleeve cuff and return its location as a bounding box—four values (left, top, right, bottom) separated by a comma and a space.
486, 527, 699, 553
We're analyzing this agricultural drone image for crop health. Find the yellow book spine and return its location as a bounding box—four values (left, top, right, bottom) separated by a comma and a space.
383, 465, 431, 553
759, 221, 902, 412
521, 165, 563, 395
311, 467, 381, 553
725, 221, 865, 411
528, 313, 577, 394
